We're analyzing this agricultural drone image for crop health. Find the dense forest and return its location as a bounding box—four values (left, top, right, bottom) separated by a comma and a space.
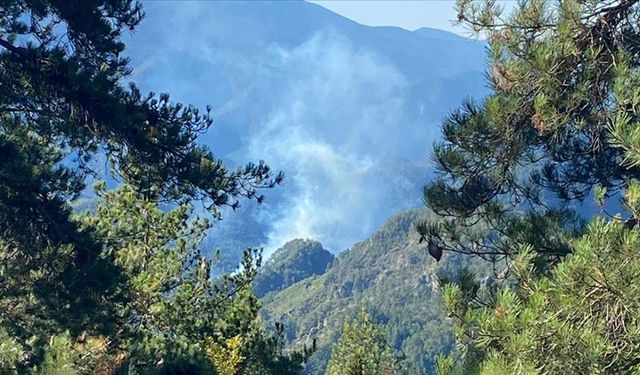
259, 209, 488, 374
2, 0, 640, 374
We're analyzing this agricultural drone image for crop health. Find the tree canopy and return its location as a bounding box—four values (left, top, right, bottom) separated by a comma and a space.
437, 217, 640, 374
325, 311, 400, 375
423, 0, 640, 373
0, 0, 297, 372
0, 0, 282, 268
421, 0, 640, 267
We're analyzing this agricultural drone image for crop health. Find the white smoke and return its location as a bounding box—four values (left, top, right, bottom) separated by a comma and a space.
125, 2, 485, 260
246, 33, 429, 255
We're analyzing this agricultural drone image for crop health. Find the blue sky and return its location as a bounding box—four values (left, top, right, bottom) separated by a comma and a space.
308, 0, 516, 36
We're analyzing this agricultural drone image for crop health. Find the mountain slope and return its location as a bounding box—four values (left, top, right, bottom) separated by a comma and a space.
254, 239, 335, 297
260, 209, 487, 374
124, 0, 488, 267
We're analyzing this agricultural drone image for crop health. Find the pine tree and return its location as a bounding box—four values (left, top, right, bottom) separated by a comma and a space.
0, 0, 285, 372
420, 0, 640, 266
325, 311, 400, 375
76, 185, 305, 373
436, 214, 640, 374
1, 183, 307, 373
422, 0, 640, 373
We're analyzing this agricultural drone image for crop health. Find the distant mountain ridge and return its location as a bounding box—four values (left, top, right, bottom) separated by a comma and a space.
124, 0, 488, 267
412, 26, 474, 42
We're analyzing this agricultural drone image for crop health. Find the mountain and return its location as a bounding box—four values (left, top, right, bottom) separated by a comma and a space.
412, 27, 473, 42
260, 209, 488, 374
123, 0, 488, 267
253, 239, 335, 297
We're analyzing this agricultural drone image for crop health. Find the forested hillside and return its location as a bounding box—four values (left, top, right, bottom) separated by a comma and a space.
254, 239, 335, 297
261, 209, 487, 374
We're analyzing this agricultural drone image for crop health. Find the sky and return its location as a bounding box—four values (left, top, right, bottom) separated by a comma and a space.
308, 0, 516, 36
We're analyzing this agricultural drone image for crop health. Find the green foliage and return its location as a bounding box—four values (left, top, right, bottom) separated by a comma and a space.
0, 184, 307, 373
41, 334, 76, 375
205, 335, 245, 375
438, 219, 640, 374
0, 120, 123, 371
81, 186, 306, 373
420, 0, 640, 264
325, 311, 400, 375
0, 0, 297, 373
79, 185, 245, 370
425, 1, 640, 374
262, 209, 489, 374
0, 326, 22, 372
254, 239, 335, 297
